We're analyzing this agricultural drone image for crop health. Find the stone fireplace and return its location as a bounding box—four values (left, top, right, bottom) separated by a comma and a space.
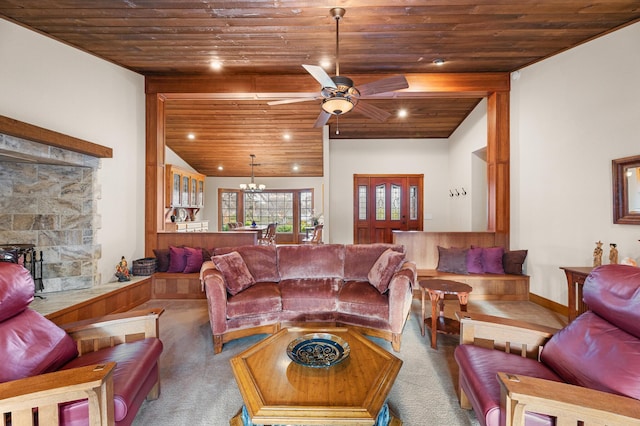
0, 132, 102, 292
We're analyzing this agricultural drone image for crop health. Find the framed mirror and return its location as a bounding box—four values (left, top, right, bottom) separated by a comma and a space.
613, 154, 640, 224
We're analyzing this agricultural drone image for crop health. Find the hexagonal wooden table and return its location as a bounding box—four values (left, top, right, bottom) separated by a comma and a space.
230, 326, 403, 425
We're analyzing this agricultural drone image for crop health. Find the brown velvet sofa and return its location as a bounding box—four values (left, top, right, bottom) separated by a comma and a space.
200, 243, 416, 354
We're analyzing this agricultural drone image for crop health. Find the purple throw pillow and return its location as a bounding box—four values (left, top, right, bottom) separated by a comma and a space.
436, 246, 468, 274
503, 250, 528, 275
183, 246, 204, 273
168, 246, 187, 273
367, 248, 405, 294
482, 246, 505, 274
212, 251, 256, 295
153, 248, 170, 272
466, 247, 484, 274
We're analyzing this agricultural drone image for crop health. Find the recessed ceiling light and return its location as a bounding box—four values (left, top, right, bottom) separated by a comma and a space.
210, 60, 223, 70
187, 133, 195, 140
398, 108, 408, 118
319, 59, 331, 69
283, 133, 291, 140
293, 165, 299, 171
433, 58, 445, 66
218, 166, 223, 171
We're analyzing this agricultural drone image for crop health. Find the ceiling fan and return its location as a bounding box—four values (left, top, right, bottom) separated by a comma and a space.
268, 7, 409, 128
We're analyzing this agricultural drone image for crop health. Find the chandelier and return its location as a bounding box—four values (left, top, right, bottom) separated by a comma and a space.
239, 154, 266, 192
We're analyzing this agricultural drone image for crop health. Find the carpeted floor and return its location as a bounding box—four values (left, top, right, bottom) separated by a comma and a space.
131, 298, 566, 426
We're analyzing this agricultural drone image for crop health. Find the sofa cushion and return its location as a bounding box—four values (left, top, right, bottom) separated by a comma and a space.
455, 344, 563, 426
280, 278, 341, 312
337, 281, 388, 321
153, 248, 170, 272
541, 310, 640, 400
582, 264, 640, 339
466, 247, 484, 274
0, 262, 35, 321
344, 243, 404, 281
212, 251, 256, 295
367, 248, 405, 294
277, 244, 344, 280
168, 246, 187, 272
214, 245, 279, 282
437, 246, 468, 274
481, 246, 505, 274
227, 282, 282, 318
183, 246, 204, 273
502, 249, 528, 275
61, 338, 163, 422
0, 307, 79, 383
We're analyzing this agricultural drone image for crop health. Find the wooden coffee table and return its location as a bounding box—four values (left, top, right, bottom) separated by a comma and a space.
418, 279, 473, 349
230, 326, 403, 425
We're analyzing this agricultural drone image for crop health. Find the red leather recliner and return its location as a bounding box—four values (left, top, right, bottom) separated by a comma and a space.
0, 262, 163, 425
454, 264, 640, 425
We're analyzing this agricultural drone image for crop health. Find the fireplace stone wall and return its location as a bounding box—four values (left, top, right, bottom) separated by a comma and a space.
0, 132, 102, 292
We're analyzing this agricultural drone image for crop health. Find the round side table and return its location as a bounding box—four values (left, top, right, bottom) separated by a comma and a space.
418, 279, 473, 349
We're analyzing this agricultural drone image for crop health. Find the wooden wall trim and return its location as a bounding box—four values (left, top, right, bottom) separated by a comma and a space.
0, 114, 112, 158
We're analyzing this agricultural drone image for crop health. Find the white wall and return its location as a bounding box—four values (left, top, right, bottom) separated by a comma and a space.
511, 21, 640, 304
448, 99, 488, 230
0, 19, 146, 284
328, 138, 451, 243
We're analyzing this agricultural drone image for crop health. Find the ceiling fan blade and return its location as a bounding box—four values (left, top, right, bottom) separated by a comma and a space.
313, 111, 332, 128
357, 75, 409, 97
302, 64, 337, 89
354, 101, 392, 122
267, 97, 318, 106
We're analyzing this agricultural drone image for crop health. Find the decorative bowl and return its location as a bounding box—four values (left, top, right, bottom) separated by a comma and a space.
286, 333, 350, 368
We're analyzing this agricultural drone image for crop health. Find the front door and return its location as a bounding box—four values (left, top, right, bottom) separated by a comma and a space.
353, 174, 423, 244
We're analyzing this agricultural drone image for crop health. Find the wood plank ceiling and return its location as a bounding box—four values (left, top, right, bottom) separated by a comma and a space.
2, 1, 639, 177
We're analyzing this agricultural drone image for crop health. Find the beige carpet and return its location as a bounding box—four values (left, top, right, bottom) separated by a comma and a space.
131, 298, 566, 426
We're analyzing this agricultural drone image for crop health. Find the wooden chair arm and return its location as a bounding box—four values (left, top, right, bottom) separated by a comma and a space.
61, 308, 164, 356
456, 311, 559, 359
498, 372, 640, 425
0, 362, 116, 426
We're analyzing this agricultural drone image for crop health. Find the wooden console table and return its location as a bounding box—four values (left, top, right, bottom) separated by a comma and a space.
559, 266, 593, 322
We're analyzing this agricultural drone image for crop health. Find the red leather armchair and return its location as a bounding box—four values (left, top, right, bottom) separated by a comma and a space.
0, 262, 163, 425
454, 264, 640, 426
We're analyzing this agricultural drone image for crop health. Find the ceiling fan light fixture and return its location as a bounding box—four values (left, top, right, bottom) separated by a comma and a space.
322, 96, 356, 115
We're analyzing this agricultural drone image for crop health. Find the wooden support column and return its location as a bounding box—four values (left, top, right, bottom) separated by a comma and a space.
145, 93, 166, 257
486, 91, 510, 247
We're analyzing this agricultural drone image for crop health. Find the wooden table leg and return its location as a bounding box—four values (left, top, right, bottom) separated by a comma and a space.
457, 291, 469, 312
428, 289, 440, 349
420, 288, 426, 336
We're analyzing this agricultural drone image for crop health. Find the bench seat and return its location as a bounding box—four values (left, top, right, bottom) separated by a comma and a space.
416, 269, 529, 301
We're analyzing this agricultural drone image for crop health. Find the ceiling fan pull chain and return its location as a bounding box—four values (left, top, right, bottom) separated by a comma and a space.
336, 115, 340, 135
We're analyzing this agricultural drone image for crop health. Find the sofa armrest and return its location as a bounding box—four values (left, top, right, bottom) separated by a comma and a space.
201, 267, 229, 335
61, 308, 164, 356
387, 261, 416, 333
457, 311, 558, 360
0, 362, 116, 426
497, 372, 640, 425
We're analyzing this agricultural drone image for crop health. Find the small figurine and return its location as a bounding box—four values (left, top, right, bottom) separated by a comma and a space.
115, 256, 131, 282
609, 243, 618, 265
593, 241, 603, 267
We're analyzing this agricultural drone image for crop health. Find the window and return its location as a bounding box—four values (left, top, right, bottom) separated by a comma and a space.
221, 192, 239, 230
219, 189, 313, 237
